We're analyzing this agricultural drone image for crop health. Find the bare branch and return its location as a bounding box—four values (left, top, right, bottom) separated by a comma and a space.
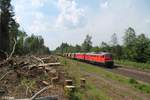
30, 85, 52, 100
0, 70, 12, 81
7, 38, 17, 60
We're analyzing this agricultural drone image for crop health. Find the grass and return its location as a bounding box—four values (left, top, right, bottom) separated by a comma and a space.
67, 81, 110, 100
60, 57, 150, 94
80, 60, 150, 94
115, 60, 150, 71
60, 58, 110, 100
21, 77, 36, 89
129, 78, 150, 93
20, 77, 36, 96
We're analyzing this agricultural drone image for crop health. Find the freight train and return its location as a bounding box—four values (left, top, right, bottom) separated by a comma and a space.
63, 52, 114, 67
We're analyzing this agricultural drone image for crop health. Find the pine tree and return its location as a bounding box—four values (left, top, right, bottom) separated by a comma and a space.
82, 34, 92, 52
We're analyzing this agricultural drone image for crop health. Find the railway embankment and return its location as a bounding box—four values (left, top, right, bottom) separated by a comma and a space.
115, 60, 150, 72
59, 56, 150, 100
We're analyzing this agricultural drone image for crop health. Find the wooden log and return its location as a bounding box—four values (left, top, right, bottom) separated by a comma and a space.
42, 81, 49, 86
30, 86, 52, 100
38, 63, 60, 67
44, 67, 52, 71
35, 96, 58, 100
31, 56, 44, 64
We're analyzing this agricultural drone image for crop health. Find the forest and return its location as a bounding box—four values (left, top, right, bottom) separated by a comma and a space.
54, 27, 150, 64
0, 0, 50, 60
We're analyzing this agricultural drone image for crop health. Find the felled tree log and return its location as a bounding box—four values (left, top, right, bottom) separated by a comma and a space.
31, 56, 44, 64
30, 85, 52, 100
38, 63, 60, 67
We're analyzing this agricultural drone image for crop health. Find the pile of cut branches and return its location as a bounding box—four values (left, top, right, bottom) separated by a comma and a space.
0, 55, 67, 100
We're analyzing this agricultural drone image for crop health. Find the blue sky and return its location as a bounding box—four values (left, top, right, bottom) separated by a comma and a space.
11, 0, 150, 50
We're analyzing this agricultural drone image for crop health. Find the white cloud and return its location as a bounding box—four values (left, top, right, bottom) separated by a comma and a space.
31, 0, 48, 8
29, 12, 45, 33
28, 12, 57, 34
12, 0, 56, 32
56, 0, 85, 29
83, 0, 150, 45
11, 0, 150, 50
100, 1, 108, 8
145, 18, 150, 24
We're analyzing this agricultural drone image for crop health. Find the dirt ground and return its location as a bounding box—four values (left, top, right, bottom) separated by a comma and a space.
81, 70, 150, 100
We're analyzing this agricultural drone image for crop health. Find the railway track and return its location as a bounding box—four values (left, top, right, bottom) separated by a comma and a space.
80, 69, 150, 100
91, 63, 150, 83
72, 59, 150, 83
106, 66, 150, 83
63, 55, 150, 83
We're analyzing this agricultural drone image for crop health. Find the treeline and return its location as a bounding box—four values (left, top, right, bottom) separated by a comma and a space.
15, 32, 50, 55
0, 0, 50, 58
54, 27, 150, 63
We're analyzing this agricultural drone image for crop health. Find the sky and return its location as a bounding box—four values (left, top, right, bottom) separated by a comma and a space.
11, 0, 150, 50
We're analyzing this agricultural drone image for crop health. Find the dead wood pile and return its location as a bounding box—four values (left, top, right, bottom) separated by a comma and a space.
0, 55, 67, 100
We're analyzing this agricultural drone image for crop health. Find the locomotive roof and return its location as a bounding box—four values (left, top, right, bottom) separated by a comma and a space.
86, 52, 111, 55
74, 52, 111, 56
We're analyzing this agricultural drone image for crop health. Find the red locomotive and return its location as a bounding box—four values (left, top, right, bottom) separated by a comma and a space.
64, 52, 114, 67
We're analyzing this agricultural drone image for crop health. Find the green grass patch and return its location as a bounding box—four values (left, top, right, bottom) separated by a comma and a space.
69, 82, 110, 100
20, 77, 36, 95
115, 60, 150, 71
60, 57, 110, 100
129, 78, 150, 93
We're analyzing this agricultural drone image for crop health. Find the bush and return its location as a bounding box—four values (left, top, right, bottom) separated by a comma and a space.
129, 78, 138, 84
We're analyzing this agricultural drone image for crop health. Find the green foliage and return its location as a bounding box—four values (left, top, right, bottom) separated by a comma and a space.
54, 27, 150, 64
90, 46, 100, 52
111, 33, 118, 46
0, 0, 50, 56
0, 0, 16, 52
75, 45, 82, 52
123, 27, 137, 60
124, 27, 136, 46
15, 30, 27, 54
129, 78, 138, 84
24, 34, 50, 55
54, 43, 82, 54
21, 77, 36, 93
115, 60, 150, 70
21, 78, 36, 88
100, 42, 111, 52
82, 34, 92, 52
111, 45, 123, 59
129, 78, 150, 93
133, 34, 150, 62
